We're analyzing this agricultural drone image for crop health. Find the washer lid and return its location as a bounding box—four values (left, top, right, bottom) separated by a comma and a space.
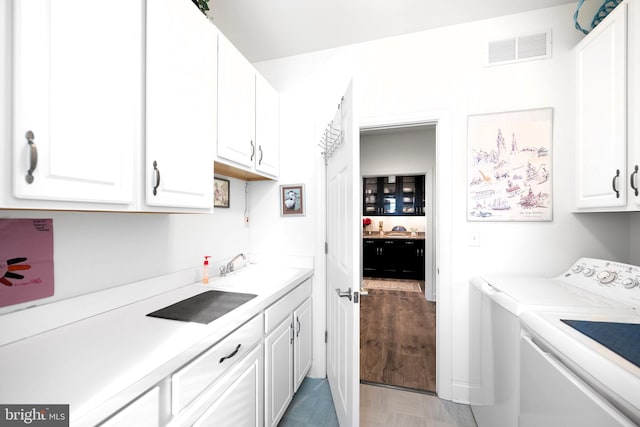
522, 310, 640, 424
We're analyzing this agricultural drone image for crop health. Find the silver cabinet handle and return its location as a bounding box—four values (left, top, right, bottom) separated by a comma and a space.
290, 321, 294, 344
612, 169, 620, 198
152, 161, 161, 196
250, 140, 255, 161
25, 131, 38, 184
335, 287, 352, 301
258, 145, 264, 165
631, 165, 639, 197
296, 317, 301, 337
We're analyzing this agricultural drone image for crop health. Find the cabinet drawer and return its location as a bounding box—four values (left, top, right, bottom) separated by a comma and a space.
264, 279, 312, 334
171, 314, 263, 415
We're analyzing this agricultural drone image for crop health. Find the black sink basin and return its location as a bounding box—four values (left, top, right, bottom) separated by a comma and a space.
146, 290, 257, 324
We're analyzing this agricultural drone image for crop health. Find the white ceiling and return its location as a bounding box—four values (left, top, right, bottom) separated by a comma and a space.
208, 0, 577, 63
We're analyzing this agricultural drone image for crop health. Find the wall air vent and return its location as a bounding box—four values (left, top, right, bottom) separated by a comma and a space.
486, 30, 552, 66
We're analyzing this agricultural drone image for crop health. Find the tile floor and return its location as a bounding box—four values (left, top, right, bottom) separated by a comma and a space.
278, 378, 478, 427
279, 377, 338, 426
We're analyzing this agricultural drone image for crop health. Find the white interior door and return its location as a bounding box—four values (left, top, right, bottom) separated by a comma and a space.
326, 81, 360, 426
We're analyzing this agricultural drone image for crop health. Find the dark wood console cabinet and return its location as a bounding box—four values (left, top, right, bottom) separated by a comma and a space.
363, 238, 425, 280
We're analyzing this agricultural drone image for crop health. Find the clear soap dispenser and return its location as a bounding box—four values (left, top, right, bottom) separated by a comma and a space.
203, 256, 211, 284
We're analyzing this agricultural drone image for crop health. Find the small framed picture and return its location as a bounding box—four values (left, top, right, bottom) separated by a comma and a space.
214, 177, 230, 208
280, 184, 305, 216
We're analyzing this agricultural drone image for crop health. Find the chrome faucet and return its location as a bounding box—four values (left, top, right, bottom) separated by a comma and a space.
219, 253, 246, 276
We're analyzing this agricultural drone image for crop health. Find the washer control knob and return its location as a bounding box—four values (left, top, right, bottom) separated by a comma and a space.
572, 265, 583, 273
622, 278, 639, 289
583, 267, 595, 277
596, 270, 617, 284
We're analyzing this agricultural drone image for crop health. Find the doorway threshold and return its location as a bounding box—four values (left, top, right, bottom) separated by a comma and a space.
359, 380, 437, 396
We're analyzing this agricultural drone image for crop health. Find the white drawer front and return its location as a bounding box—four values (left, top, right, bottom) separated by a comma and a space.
264, 279, 311, 334
172, 314, 263, 415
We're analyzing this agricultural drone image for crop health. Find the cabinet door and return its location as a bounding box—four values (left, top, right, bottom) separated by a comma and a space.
362, 239, 380, 277
396, 240, 423, 280
417, 175, 426, 215
193, 345, 263, 427
575, 3, 627, 209
363, 178, 380, 215
381, 177, 398, 215
293, 298, 312, 391
629, 0, 640, 208
264, 317, 294, 427
146, 0, 216, 210
12, 0, 141, 207
217, 34, 256, 168
255, 73, 280, 177
380, 240, 399, 277
399, 176, 418, 215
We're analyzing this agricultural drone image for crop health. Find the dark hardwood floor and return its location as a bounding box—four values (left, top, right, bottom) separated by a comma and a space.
360, 280, 436, 393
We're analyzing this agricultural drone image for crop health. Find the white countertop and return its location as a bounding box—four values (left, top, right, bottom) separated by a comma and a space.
0, 264, 313, 426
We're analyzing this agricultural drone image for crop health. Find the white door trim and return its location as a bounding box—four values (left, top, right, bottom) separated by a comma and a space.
360, 109, 453, 400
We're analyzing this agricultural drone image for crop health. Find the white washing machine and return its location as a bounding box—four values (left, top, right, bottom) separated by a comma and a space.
470, 258, 640, 427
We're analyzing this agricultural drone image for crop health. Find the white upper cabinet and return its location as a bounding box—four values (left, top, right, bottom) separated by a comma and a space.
146, 0, 216, 210
11, 0, 142, 209
217, 34, 280, 180
628, 0, 640, 209
217, 34, 256, 169
255, 73, 281, 178
575, 1, 640, 211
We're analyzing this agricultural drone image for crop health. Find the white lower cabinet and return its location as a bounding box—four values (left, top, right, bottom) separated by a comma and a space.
293, 298, 313, 390
264, 317, 295, 426
192, 345, 264, 427
171, 315, 263, 415
264, 280, 313, 427
98, 280, 312, 426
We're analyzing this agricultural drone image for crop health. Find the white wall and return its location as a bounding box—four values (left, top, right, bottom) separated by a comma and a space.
254, 4, 634, 402
360, 126, 436, 177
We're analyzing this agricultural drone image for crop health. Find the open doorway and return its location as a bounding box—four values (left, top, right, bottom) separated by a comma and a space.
359, 124, 437, 393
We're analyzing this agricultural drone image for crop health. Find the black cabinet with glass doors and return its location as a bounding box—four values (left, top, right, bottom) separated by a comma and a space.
363, 175, 425, 216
